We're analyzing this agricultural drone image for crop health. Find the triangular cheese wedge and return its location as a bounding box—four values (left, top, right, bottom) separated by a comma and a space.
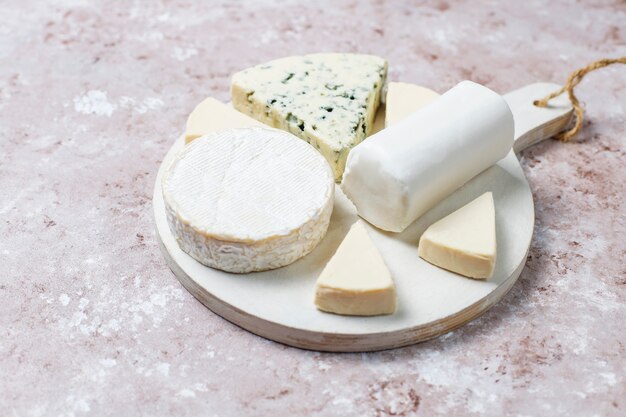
315, 221, 396, 316
384, 82, 440, 127
231, 53, 387, 180
184, 97, 264, 143
418, 192, 496, 279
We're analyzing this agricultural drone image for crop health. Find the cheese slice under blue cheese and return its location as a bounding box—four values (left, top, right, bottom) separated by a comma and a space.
231, 53, 388, 181
184, 97, 264, 143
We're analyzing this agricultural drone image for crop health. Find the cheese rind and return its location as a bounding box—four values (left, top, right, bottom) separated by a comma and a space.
315, 221, 396, 316
231, 53, 387, 180
184, 97, 264, 143
342, 80, 514, 232
418, 192, 496, 279
163, 128, 334, 273
385, 82, 439, 127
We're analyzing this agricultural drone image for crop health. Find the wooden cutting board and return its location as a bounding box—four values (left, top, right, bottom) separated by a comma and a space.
153, 82, 572, 352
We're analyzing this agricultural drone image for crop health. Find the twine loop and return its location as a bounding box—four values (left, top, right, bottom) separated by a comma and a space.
533, 57, 626, 142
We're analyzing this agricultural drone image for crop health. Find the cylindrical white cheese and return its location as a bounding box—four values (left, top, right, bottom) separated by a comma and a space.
341, 80, 514, 232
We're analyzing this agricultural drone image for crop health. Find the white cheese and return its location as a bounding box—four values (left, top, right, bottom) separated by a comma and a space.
418, 192, 496, 279
342, 80, 514, 232
162, 127, 334, 273
231, 53, 387, 181
184, 97, 264, 143
384, 82, 439, 127
315, 221, 396, 316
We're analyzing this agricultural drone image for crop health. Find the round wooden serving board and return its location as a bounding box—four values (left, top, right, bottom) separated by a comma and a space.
153, 83, 572, 352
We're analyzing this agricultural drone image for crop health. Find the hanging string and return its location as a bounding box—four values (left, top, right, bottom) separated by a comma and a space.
533, 57, 626, 142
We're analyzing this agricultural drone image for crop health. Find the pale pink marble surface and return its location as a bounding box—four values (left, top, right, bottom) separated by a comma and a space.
1, 0, 625, 416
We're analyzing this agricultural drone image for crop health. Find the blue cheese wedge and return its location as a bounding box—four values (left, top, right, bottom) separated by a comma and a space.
231, 53, 387, 180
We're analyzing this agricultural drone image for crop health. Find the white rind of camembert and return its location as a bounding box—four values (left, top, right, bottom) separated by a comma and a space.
231, 53, 387, 181
162, 127, 335, 273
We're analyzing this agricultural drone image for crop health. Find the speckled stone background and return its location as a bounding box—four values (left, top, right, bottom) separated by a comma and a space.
1, 0, 624, 416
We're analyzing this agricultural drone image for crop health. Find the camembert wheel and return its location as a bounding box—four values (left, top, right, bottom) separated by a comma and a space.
162, 128, 335, 273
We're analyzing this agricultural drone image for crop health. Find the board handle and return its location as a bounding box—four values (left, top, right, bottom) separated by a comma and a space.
503, 83, 573, 154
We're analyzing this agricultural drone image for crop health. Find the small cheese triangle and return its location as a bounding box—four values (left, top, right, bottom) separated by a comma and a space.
384, 82, 440, 127
315, 221, 396, 316
184, 97, 264, 143
231, 53, 387, 180
418, 192, 497, 279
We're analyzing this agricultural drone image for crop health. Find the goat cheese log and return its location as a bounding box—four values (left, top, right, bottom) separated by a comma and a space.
342, 81, 514, 232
